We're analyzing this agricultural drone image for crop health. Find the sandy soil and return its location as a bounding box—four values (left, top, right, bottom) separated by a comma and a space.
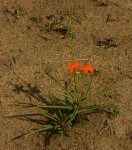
0, 0, 132, 150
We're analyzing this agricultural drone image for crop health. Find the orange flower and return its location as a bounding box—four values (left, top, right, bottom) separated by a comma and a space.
80, 64, 94, 74
66, 62, 80, 73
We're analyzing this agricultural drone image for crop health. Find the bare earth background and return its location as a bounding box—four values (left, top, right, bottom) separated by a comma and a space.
0, 0, 132, 150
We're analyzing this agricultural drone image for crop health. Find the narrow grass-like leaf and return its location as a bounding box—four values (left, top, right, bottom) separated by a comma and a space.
25, 125, 53, 137
48, 92, 67, 105
78, 104, 118, 115
66, 108, 78, 126
81, 84, 127, 102
50, 91, 75, 103
5, 113, 41, 118
45, 72, 74, 103
41, 112, 59, 122
20, 116, 46, 125
36, 105, 73, 109
12, 133, 29, 140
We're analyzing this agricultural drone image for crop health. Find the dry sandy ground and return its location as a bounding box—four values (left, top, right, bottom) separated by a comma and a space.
0, 0, 132, 150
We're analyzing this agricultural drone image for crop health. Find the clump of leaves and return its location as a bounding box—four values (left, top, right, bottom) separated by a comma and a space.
19, 62, 122, 141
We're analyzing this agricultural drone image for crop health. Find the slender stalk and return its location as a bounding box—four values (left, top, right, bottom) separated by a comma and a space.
68, 9, 75, 61
74, 72, 77, 93
84, 72, 95, 98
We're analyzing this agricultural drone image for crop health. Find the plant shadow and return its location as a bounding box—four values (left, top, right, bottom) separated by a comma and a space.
9, 78, 57, 147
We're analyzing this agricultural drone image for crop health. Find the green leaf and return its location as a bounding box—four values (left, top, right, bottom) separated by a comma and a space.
36, 105, 73, 109
50, 91, 75, 103
25, 125, 53, 137
66, 108, 78, 126
78, 104, 119, 115
45, 71, 74, 103
81, 83, 127, 102
41, 112, 59, 122
48, 92, 66, 105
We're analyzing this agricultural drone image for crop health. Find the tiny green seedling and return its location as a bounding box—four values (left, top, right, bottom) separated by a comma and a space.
31, 14, 42, 23
42, 13, 75, 38
35, 15, 42, 22
14, 10, 21, 19
44, 22, 56, 30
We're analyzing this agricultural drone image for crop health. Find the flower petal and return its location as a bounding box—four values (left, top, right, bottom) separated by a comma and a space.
68, 62, 73, 66
84, 69, 88, 74
87, 65, 94, 72
70, 67, 74, 73
74, 62, 80, 69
